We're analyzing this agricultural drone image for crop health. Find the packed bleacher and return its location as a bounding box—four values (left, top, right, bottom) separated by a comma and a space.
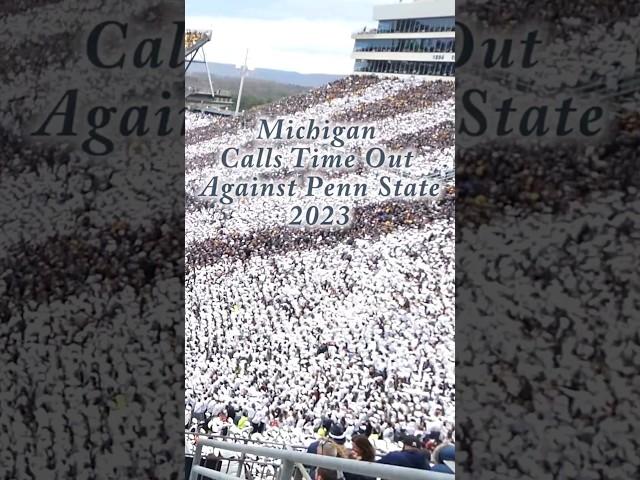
0, 3, 184, 479
458, 5, 640, 96
185, 30, 209, 52
456, 3, 640, 479
185, 75, 455, 475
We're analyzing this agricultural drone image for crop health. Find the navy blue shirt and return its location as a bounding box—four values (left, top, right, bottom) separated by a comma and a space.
307, 441, 320, 455
377, 450, 431, 470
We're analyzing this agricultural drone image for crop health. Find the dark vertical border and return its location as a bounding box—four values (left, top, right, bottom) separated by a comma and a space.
0, 1, 184, 478
456, 2, 639, 479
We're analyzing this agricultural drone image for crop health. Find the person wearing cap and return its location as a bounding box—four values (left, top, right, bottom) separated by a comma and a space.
376, 435, 431, 470
305, 424, 348, 479
308, 424, 347, 454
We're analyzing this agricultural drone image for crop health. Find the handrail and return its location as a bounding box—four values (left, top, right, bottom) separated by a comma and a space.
191, 466, 246, 480
189, 437, 453, 480
185, 431, 307, 451
295, 463, 313, 480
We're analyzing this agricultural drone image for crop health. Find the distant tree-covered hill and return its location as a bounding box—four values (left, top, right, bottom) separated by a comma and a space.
187, 72, 310, 112
188, 61, 343, 88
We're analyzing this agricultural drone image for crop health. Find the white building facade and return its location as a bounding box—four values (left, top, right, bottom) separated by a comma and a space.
352, 0, 454, 79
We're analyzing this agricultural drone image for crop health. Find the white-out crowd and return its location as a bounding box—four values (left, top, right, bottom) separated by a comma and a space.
455, 2, 640, 478
185, 76, 456, 453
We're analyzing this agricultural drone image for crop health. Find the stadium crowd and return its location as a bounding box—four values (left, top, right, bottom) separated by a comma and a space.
185, 30, 208, 51
458, 4, 640, 98
185, 75, 456, 472
185, 76, 454, 241
1, 2, 184, 478
455, 2, 640, 479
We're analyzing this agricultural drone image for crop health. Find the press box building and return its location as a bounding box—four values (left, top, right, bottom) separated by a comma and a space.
352, 0, 455, 78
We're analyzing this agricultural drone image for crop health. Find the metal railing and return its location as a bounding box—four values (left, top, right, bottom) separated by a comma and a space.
188, 437, 454, 480
185, 431, 309, 479
185, 431, 307, 453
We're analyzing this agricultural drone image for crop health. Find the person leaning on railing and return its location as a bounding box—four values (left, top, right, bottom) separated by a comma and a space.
430, 442, 454, 474
376, 434, 431, 470
343, 435, 376, 480
308, 424, 348, 457
306, 425, 348, 479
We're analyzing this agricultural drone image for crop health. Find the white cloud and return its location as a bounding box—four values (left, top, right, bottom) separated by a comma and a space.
186, 16, 375, 74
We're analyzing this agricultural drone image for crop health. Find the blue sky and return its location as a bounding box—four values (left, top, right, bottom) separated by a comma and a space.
186, 0, 386, 74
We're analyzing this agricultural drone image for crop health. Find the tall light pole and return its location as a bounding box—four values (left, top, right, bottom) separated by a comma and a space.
235, 49, 250, 114
184, 29, 214, 98
201, 40, 216, 99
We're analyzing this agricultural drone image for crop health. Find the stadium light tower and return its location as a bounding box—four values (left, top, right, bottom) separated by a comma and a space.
235, 49, 252, 114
